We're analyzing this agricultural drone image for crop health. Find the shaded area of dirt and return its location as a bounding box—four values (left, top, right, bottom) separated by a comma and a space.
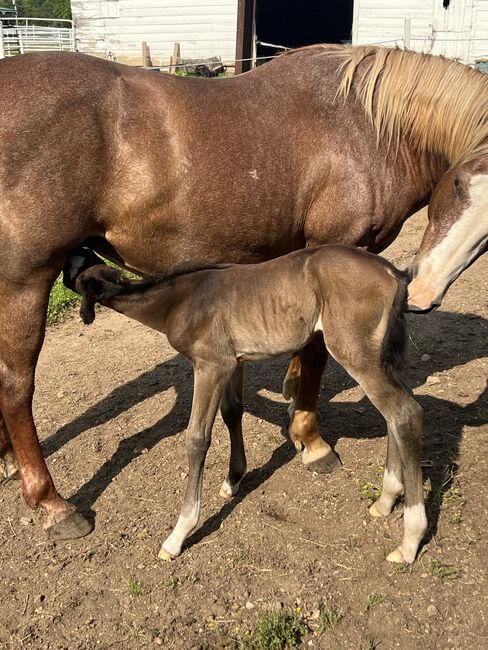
1, 210, 487, 649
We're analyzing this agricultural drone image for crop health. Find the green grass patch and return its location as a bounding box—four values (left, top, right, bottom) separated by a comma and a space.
365, 594, 386, 612
47, 276, 80, 325
426, 559, 459, 582
127, 579, 143, 597
317, 602, 343, 632
236, 607, 307, 649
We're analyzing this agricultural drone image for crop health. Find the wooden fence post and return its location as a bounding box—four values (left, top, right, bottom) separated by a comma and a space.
0, 22, 6, 59
170, 42, 180, 74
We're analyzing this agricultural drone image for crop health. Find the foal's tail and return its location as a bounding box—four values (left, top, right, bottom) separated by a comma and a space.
380, 271, 409, 385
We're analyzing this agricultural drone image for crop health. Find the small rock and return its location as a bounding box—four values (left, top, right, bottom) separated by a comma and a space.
427, 604, 440, 618
154, 638, 163, 646
245, 601, 254, 610
56, 390, 64, 399
141, 447, 149, 454
421, 354, 431, 362
426, 376, 441, 386
310, 609, 320, 620
34, 594, 46, 606
20, 517, 33, 526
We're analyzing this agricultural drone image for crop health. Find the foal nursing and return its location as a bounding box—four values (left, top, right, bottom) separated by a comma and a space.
64, 245, 426, 564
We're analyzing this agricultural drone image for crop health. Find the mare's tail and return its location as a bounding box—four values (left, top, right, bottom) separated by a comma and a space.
380, 271, 409, 385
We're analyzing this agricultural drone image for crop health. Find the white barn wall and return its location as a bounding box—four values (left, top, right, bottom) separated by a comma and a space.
353, 0, 488, 65
71, 0, 238, 65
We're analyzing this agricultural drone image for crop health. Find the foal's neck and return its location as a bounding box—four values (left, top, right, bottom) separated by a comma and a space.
106, 273, 198, 333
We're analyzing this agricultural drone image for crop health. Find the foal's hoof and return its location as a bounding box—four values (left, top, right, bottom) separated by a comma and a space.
303, 449, 341, 474
1, 452, 19, 483
219, 478, 243, 500
158, 547, 176, 562
386, 547, 409, 564
46, 512, 93, 540
369, 503, 386, 518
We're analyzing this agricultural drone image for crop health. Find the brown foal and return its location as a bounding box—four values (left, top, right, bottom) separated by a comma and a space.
65, 245, 426, 564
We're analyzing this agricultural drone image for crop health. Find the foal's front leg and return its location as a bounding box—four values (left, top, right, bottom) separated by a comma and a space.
219, 365, 246, 499
0, 414, 18, 482
159, 361, 235, 561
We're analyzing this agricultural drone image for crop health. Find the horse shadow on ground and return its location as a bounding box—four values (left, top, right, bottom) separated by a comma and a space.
41, 310, 487, 543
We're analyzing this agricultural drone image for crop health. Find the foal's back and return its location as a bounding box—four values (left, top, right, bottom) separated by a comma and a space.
169, 245, 405, 364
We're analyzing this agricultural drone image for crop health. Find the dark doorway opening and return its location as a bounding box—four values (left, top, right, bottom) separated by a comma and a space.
255, 0, 354, 62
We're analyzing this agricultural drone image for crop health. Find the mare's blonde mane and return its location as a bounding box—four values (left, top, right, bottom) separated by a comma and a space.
286, 44, 488, 165
336, 45, 488, 165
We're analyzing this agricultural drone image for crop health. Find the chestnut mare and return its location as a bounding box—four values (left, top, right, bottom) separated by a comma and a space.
66, 245, 424, 565
0, 45, 486, 540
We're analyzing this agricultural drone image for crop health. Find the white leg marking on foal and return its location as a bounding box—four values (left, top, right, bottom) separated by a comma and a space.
387, 503, 427, 564
159, 501, 200, 560
370, 470, 404, 518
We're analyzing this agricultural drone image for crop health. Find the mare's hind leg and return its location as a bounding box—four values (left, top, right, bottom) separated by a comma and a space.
0, 415, 19, 482
289, 334, 341, 473
369, 432, 404, 518
219, 364, 247, 499
159, 360, 235, 560
0, 274, 92, 538
282, 353, 301, 401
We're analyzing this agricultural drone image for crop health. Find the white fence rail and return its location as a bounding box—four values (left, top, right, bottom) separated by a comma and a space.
0, 17, 75, 57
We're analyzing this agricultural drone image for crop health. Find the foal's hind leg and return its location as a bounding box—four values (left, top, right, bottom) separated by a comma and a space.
289, 334, 341, 473
335, 361, 425, 563
0, 415, 19, 482
0, 275, 92, 538
219, 365, 247, 499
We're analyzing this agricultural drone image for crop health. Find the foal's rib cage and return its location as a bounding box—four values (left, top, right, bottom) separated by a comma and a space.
66, 244, 426, 565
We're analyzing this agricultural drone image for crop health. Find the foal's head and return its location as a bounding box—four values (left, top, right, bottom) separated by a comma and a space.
74, 265, 128, 325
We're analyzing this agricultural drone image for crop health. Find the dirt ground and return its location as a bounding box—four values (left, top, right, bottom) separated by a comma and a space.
1, 209, 487, 650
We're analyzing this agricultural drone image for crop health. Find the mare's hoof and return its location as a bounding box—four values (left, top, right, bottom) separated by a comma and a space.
386, 548, 408, 564
158, 547, 176, 562
304, 450, 341, 474
369, 503, 385, 518
46, 512, 93, 540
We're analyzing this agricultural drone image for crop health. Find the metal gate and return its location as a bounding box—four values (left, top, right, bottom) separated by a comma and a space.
0, 17, 75, 57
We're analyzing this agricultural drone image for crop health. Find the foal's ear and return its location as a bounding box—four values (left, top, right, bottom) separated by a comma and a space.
80, 294, 97, 325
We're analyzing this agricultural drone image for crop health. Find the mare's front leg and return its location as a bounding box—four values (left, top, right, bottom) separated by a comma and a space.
0, 415, 19, 482
159, 360, 235, 560
219, 364, 246, 499
0, 275, 92, 537
288, 334, 341, 473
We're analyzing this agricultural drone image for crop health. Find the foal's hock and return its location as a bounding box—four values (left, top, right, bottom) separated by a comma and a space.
65, 245, 426, 564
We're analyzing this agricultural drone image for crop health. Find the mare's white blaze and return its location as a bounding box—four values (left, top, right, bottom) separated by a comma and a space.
402, 503, 427, 562
418, 174, 488, 298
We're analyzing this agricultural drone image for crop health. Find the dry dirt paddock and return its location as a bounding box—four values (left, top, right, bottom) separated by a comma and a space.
1, 209, 487, 650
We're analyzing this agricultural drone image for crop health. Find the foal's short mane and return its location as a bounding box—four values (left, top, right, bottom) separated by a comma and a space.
286, 44, 488, 166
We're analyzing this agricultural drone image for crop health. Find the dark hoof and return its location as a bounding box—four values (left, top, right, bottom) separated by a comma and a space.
305, 451, 342, 474
46, 512, 93, 540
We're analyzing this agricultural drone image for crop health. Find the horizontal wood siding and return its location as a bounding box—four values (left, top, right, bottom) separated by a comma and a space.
71, 0, 238, 65
353, 0, 488, 65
